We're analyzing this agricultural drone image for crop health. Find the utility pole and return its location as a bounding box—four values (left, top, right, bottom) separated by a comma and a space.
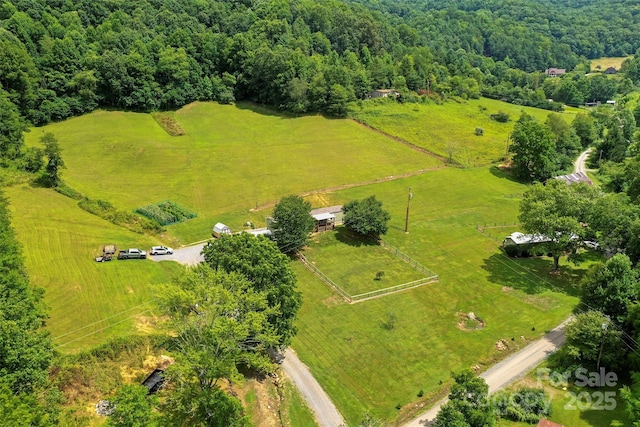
596, 322, 608, 380
404, 187, 413, 233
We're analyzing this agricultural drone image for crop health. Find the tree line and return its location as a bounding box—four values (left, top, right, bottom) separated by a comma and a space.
1, 0, 639, 141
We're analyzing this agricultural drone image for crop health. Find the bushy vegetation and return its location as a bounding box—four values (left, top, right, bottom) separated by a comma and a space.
79, 197, 162, 233
135, 201, 196, 226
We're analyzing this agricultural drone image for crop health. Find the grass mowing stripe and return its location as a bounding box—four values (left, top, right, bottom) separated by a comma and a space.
52, 299, 156, 341
55, 309, 153, 348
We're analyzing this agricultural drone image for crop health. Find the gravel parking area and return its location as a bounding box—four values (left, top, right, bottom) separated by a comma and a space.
149, 243, 206, 265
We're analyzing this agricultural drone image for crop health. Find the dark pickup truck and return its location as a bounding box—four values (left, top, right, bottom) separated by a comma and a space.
117, 248, 147, 259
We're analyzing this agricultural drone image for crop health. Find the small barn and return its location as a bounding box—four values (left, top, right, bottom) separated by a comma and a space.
604, 67, 617, 75
502, 232, 552, 257
310, 206, 343, 232
212, 222, 231, 237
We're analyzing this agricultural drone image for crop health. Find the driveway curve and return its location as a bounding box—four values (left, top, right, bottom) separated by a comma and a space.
150, 242, 346, 427
574, 148, 592, 175
402, 319, 570, 426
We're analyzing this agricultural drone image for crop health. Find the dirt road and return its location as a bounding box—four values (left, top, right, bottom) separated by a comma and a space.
402, 319, 571, 427
151, 243, 345, 427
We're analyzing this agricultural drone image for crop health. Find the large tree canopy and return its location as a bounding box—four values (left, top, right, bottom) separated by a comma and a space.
580, 254, 639, 325
271, 194, 315, 254
202, 233, 302, 347
519, 179, 598, 271
343, 195, 391, 238
509, 113, 557, 182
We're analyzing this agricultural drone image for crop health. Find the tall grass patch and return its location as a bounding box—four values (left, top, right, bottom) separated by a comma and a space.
350, 97, 580, 167
135, 201, 197, 225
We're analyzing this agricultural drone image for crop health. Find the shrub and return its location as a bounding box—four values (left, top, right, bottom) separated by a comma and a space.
475, 127, 484, 136
490, 111, 510, 122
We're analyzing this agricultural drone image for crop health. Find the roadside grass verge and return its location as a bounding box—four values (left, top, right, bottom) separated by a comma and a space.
25, 102, 443, 244
5, 184, 182, 353
350, 97, 580, 167
495, 362, 631, 427
301, 228, 430, 296
290, 167, 595, 425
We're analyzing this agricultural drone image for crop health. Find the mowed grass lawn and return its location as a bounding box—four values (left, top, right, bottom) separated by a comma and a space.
25, 102, 442, 244
5, 185, 182, 353
290, 167, 592, 424
350, 97, 581, 167
302, 229, 429, 296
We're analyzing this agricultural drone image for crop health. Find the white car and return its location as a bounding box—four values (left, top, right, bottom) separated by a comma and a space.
150, 246, 174, 255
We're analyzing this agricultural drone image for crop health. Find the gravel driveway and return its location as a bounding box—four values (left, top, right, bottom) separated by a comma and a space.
149, 242, 206, 265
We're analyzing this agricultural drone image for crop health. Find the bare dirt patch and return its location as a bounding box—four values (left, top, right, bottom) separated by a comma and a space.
457, 311, 485, 331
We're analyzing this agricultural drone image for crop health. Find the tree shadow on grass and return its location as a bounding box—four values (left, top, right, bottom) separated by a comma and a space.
334, 227, 379, 247
482, 253, 581, 297
489, 165, 522, 183
234, 101, 297, 119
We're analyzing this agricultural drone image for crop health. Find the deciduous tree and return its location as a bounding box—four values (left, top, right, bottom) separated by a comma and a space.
519, 179, 597, 271
41, 132, 64, 187
202, 233, 302, 347
271, 194, 314, 253
509, 113, 557, 182
343, 196, 391, 238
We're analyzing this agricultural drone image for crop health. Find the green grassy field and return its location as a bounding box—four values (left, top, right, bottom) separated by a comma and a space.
9, 99, 602, 424
25, 102, 442, 244
301, 228, 429, 296
590, 56, 632, 71
350, 97, 581, 167
289, 167, 593, 424
5, 184, 182, 353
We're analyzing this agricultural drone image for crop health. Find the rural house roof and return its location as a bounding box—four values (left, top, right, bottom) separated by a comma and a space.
545, 68, 566, 76
604, 66, 617, 74
312, 212, 335, 221
555, 171, 592, 185
310, 206, 343, 216
503, 232, 551, 245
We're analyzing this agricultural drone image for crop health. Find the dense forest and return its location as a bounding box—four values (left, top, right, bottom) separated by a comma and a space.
2, 0, 640, 137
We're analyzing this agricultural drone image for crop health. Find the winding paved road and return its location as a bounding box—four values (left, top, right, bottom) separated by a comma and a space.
402, 319, 570, 427
574, 148, 592, 175
151, 243, 346, 427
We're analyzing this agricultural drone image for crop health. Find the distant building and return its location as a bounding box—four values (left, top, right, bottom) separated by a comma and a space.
369, 89, 400, 98
212, 222, 231, 237
555, 171, 592, 185
604, 66, 617, 74
545, 68, 566, 77
606, 100, 616, 106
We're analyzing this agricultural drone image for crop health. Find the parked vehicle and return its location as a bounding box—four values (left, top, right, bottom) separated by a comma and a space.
150, 246, 173, 255
95, 244, 117, 262
117, 248, 147, 259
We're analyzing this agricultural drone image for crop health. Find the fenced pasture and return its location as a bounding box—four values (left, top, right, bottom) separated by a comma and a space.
25, 102, 442, 244
291, 167, 593, 424
299, 229, 437, 302
5, 185, 182, 353
350, 97, 580, 167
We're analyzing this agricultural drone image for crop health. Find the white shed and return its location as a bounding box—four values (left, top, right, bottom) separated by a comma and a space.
212, 222, 231, 237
